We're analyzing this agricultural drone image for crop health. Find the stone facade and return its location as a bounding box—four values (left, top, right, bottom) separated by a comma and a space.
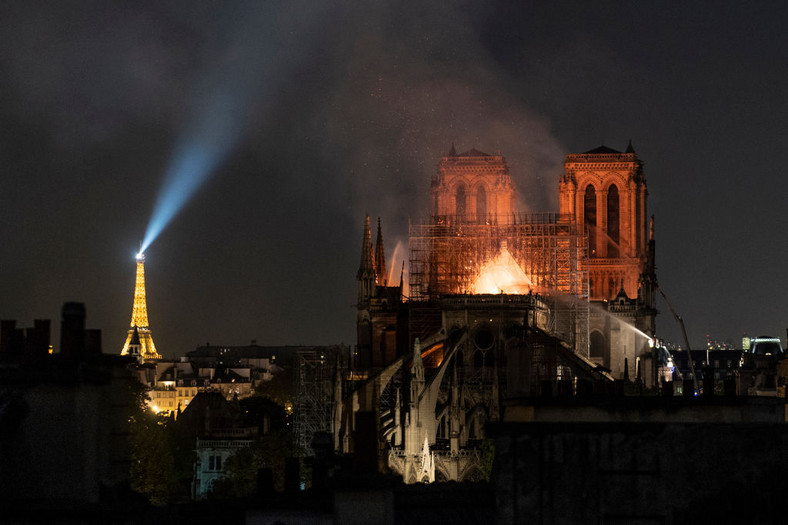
559, 144, 648, 301
559, 144, 657, 379
430, 147, 515, 223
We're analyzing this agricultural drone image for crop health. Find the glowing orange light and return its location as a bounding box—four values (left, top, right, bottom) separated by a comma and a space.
472, 247, 532, 294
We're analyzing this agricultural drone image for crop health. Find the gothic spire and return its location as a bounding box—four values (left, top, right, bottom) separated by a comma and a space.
625, 139, 636, 154
375, 217, 387, 285
357, 214, 375, 280
130, 325, 141, 346
449, 142, 457, 156
357, 215, 377, 307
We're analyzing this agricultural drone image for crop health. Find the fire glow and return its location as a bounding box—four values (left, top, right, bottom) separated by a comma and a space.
472, 247, 533, 294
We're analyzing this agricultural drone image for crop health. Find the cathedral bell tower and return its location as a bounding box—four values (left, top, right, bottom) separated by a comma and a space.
559, 142, 649, 301
560, 142, 657, 378
430, 146, 515, 224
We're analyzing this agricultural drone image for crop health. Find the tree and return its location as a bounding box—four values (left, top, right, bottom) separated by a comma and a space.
253, 367, 293, 408
127, 382, 175, 506
211, 428, 299, 498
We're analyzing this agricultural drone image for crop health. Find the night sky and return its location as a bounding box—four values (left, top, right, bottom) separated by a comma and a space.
3, 1, 787, 357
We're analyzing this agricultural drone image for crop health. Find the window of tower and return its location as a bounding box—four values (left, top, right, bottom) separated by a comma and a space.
584, 185, 597, 257
456, 184, 467, 219
476, 185, 487, 224
608, 184, 620, 258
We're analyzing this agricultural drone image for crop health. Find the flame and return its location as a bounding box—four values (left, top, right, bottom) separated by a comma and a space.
472, 247, 533, 294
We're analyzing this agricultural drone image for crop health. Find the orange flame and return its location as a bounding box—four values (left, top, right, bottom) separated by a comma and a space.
472, 247, 532, 294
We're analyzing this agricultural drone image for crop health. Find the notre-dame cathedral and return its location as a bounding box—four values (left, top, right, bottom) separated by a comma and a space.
335, 143, 657, 483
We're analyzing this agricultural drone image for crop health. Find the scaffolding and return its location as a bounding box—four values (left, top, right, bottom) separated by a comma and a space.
409, 213, 589, 354
293, 347, 340, 456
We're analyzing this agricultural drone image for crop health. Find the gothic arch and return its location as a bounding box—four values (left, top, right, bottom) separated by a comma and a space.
583, 184, 597, 257
590, 330, 606, 360
459, 465, 485, 482
455, 183, 467, 218
435, 465, 450, 482
607, 184, 620, 258
475, 183, 487, 223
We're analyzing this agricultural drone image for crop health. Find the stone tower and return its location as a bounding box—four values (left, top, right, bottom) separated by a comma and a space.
120, 253, 161, 360
559, 143, 649, 301
559, 142, 656, 376
430, 147, 515, 224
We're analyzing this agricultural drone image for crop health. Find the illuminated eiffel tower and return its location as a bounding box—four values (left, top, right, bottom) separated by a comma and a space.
120, 253, 161, 360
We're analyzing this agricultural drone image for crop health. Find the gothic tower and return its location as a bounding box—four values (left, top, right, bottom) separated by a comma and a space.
120, 253, 161, 360
559, 142, 649, 301
559, 142, 656, 377
356, 215, 404, 371
430, 147, 515, 224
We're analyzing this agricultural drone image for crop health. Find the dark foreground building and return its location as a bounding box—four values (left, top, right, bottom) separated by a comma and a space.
0, 303, 140, 520
492, 396, 788, 524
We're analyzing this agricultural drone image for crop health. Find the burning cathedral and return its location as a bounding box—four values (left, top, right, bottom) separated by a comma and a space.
332, 143, 657, 483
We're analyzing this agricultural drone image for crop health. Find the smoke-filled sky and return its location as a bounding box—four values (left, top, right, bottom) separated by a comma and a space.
3, 1, 788, 356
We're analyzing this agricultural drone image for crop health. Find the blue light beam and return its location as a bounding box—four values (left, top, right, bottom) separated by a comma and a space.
140, 137, 229, 255
138, 3, 279, 255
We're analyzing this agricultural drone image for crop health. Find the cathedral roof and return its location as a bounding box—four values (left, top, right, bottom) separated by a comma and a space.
457, 148, 491, 157
583, 145, 621, 154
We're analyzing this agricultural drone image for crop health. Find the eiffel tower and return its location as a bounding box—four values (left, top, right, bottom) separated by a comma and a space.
120, 252, 161, 360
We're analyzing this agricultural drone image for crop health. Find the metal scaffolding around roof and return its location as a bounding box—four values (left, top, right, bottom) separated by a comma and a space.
408, 213, 589, 355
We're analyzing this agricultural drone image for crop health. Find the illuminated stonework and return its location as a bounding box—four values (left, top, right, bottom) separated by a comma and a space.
559, 144, 649, 300
120, 254, 161, 360
430, 147, 515, 223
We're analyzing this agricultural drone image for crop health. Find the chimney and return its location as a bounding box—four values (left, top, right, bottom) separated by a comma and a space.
60, 302, 86, 359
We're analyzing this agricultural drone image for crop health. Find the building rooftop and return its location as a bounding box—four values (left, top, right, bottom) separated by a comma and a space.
583, 145, 621, 154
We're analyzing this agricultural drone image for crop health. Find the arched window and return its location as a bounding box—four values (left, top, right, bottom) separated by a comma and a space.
476, 185, 487, 223
474, 350, 484, 368
590, 331, 606, 359
584, 185, 597, 257
607, 184, 620, 258
456, 184, 467, 219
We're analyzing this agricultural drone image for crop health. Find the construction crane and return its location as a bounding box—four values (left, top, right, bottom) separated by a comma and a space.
658, 285, 699, 394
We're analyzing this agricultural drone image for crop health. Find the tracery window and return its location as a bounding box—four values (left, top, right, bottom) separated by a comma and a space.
607, 185, 619, 257
456, 184, 467, 219
476, 185, 487, 223
584, 185, 597, 256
